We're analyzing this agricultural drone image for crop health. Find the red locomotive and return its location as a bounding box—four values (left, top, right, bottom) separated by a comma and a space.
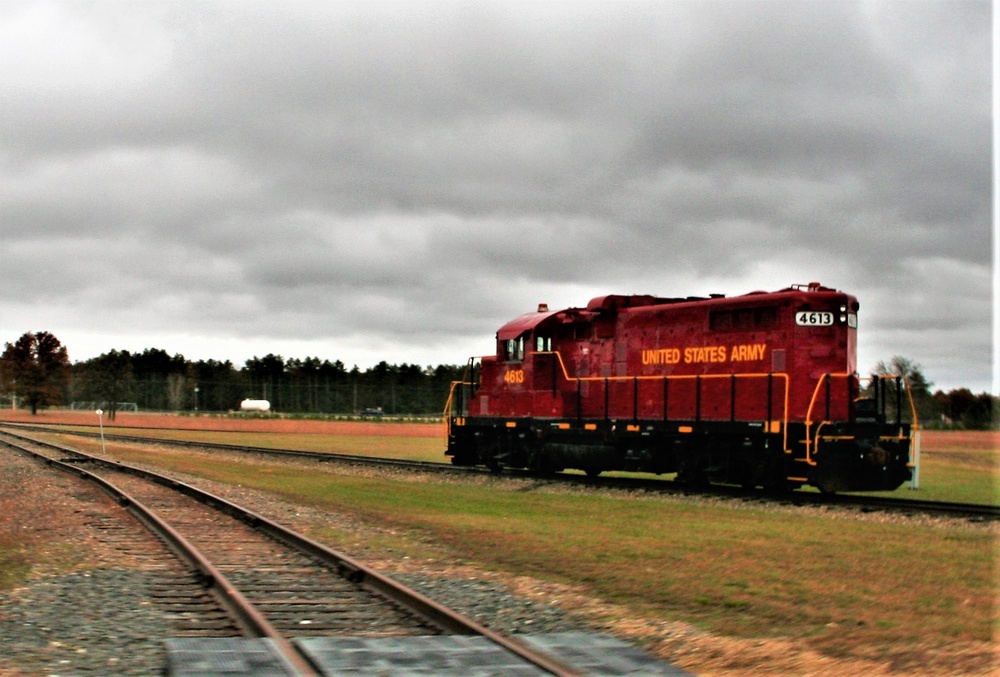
445, 282, 916, 493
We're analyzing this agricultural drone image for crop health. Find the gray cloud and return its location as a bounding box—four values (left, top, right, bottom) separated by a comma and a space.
0, 0, 992, 392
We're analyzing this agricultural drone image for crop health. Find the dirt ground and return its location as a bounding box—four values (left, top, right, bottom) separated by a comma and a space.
0, 409, 439, 437
919, 429, 999, 451
3, 409, 994, 447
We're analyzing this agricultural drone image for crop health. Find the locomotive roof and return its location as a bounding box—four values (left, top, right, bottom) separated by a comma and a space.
496, 309, 562, 340
496, 283, 846, 339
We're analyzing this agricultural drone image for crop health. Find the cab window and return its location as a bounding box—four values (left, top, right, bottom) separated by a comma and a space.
504, 335, 526, 362
709, 306, 777, 331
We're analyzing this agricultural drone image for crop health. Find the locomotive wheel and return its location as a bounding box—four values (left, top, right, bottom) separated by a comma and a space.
676, 459, 707, 487
677, 469, 708, 487
477, 438, 503, 473
866, 445, 890, 468
815, 471, 850, 494
584, 467, 602, 478
738, 455, 764, 490
759, 454, 789, 493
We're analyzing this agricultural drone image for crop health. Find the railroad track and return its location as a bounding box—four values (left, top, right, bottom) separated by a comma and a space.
0, 430, 584, 676
1, 420, 459, 473
4, 422, 996, 522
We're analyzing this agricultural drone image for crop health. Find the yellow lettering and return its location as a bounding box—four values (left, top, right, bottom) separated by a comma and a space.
729, 343, 767, 362
682, 345, 727, 364
646, 344, 769, 365
642, 348, 681, 365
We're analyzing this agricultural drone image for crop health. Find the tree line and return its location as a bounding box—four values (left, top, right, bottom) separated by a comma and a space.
867, 356, 997, 430
0, 332, 465, 418
0, 331, 996, 428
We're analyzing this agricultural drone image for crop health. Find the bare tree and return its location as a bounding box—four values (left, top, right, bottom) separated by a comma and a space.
867, 356, 937, 422
166, 372, 188, 411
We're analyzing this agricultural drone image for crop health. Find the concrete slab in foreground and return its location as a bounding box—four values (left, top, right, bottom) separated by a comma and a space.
166, 632, 691, 676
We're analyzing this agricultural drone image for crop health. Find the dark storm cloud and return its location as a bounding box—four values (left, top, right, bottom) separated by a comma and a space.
0, 0, 992, 391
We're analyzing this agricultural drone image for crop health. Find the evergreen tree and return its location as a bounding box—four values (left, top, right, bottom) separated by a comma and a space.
74, 350, 133, 420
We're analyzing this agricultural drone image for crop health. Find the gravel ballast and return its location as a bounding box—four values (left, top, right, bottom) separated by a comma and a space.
0, 446, 593, 675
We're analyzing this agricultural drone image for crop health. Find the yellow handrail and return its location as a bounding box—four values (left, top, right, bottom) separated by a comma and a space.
441, 356, 489, 444
441, 379, 462, 441
901, 375, 920, 428
443, 350, 792, 449
803, 372, 855, 465
805, 373, 920, 466
533, 351, 791, 449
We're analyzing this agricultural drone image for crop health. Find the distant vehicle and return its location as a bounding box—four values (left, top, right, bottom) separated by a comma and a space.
445, 282, 916, 493
240, 399, 271, 413
360, 407, 384, 418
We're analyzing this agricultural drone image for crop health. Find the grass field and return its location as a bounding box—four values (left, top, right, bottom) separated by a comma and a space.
2, 414, 996, 673
22, 426, 996, 674
28, 422, 998, 505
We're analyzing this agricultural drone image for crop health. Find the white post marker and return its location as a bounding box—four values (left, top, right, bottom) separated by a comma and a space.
96, 409, 107, 454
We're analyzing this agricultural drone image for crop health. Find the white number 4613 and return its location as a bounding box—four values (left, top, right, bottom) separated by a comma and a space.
795, 311, 834, 326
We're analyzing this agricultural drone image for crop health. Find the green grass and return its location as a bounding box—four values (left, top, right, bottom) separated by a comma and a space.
855, 437, 997, 505
52, 426, 999, 504
66, 437, 995, 666
859, 462, 994, 505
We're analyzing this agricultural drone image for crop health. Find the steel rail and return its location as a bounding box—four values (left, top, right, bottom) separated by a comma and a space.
2, 437, 317, 676
0, 421, 462, 473
0, 430, 582, 677
4, 422, 995, 521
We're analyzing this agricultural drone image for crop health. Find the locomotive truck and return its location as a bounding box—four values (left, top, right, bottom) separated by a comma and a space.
445, 282, 916, 493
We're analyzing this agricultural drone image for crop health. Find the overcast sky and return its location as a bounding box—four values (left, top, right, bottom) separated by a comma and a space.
1, 0, 994, 394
